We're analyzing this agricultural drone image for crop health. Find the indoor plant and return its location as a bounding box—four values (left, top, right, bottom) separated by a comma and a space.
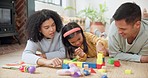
77, 3, 108, 33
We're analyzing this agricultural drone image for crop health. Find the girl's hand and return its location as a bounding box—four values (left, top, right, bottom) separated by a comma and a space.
96, 42, 108, 56
45, 58, 62, 67
74, 47, 85, 57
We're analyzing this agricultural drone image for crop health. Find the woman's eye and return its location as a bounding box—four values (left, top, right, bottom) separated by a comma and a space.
52, 24, 55, 27
44, 27, 49, 29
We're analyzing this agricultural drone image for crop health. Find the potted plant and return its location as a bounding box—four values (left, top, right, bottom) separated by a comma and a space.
77, 3, 107, 34
77, 6, 98, 22
95, 3, 108, 26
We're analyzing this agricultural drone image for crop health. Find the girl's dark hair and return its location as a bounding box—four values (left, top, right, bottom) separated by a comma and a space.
113, 2, 141, 25
61, 22, 88, 59
25, 9, 63, 42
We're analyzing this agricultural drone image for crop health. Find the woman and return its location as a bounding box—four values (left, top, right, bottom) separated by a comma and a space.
22, 9, 65, 67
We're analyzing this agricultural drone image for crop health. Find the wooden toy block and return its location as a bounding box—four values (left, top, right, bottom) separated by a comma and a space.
114, 60, 120, 67
98, 69, 107, 73
102, 62, 105, 66
63, 59, 72, 64
125, 69, 132, 74
72, 58, 78, 62
97, 53, 103, 59
90, 68, 96, 73
97, 59, 103, 64
96, 64, 102, 69
83, 69, 91, 76
101, 74, 108, 78
88, 62, 96, 68
83, 64, 89, 70
73, 62, 82, 68
82, 62, 96, 68
108, 58, 114, 64
62, 64, 69, 69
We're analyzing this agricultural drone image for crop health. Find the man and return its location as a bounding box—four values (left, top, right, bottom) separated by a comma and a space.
108, 2, 148, 63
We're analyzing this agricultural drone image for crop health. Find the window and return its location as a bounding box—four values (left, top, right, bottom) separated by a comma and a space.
35, 0, 62, 6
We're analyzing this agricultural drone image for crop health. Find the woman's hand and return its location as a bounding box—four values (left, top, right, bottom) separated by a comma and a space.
37, 58, 62, 67
46, 58, 62, 67
96, 41, 108, 56
74, 47, 85, 57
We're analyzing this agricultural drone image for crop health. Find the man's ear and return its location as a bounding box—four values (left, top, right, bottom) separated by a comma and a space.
135, 21, 141, 28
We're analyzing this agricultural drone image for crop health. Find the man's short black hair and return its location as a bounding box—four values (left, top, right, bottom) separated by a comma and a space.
113, 2, 141, 24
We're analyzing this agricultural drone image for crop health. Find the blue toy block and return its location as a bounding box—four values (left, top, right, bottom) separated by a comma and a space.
62, 64, 69, 69
82, 62, 96, 68
101, 75, 108, 78
83, 69, 90, 76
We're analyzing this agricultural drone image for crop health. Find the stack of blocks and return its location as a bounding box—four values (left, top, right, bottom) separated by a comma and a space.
62, 53, 105, 69
61, 53, 108, 77
96, 53, 105, 69
62, 59, 97, 69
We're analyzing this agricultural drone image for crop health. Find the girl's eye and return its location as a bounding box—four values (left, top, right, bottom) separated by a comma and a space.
44, 27, 49, 29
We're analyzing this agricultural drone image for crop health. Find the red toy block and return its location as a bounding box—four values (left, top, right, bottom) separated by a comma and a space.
90, 68, 96, 73
102, 62, 105, 66
97, 64, 102, 69
114, 60, 120, 67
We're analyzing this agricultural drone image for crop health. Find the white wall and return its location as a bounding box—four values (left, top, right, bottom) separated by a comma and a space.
75, 0, 148, 33
35, 1, 64, 15
35, 0, 76, 17
76, 0, 148, 23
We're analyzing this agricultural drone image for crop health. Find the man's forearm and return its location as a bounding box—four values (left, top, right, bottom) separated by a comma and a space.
109, 51, 141, 62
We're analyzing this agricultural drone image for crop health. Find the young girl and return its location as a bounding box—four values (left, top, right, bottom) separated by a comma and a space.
61, 22, 108, 61
22, 9, 65, 67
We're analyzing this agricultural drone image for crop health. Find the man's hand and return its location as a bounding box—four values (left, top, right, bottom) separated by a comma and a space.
140, 55, 148, 63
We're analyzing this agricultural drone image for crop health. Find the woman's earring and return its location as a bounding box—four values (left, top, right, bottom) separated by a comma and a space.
39, 32, 42, 36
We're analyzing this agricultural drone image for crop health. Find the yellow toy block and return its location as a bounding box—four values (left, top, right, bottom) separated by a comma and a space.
125, 69, 132, 74
73, 62, 83, 68
63, 59, 72, 64
97, 59, 103, 64
98, 69, 107, 73
97, 53, 103, 59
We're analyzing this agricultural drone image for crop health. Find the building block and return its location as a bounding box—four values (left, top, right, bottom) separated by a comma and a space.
90, 68, 96, 73
73, 62, 83, 68
88, 62, 96, 68
96, 64, 102, 69
62, 64, 69, 69
102, 62, 105, 66
83, 69, 91, 76
72, 58, 78, 62
98, 69, 107, 73
114, 60, 120, 67
97, 53, 104, 64
97, 59, 103, 64
125, 69, 132, 74
101, 74, 108, 78
82, 62, 96, 68
83, 64, 89, 70
63, 59, 72, 64
108, 58, 114, 64
71, 72, 81, 77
